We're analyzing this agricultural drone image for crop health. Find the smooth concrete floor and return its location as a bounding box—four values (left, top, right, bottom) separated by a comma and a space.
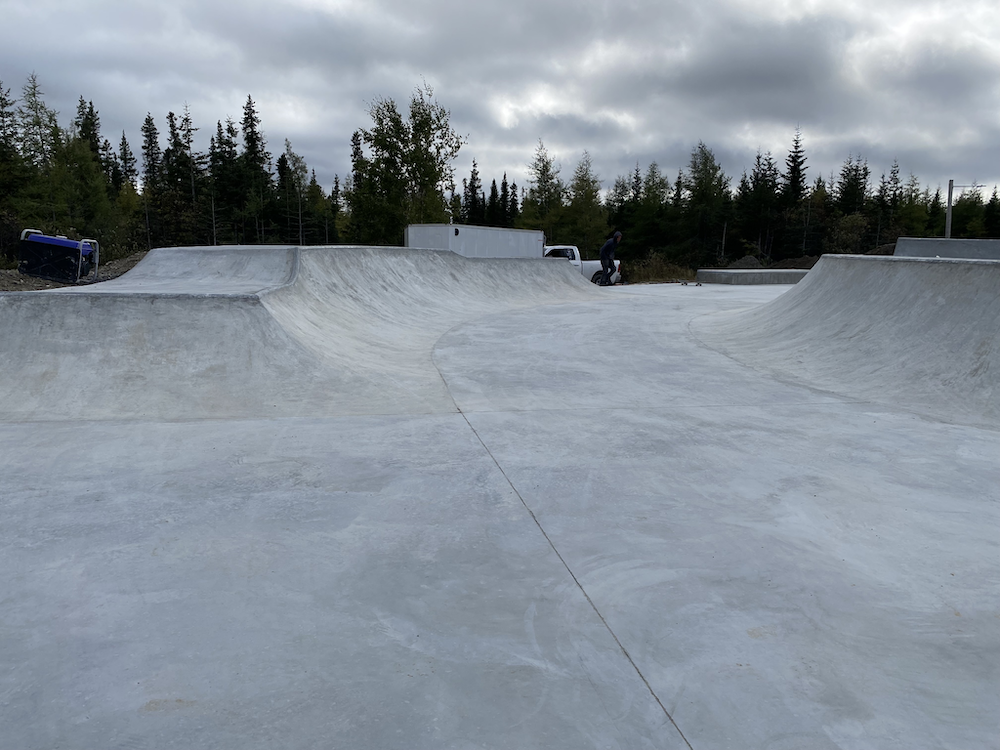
2, 284, 997, 749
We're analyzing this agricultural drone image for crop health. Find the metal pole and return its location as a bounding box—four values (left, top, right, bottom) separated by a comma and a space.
945, 179, 954, 238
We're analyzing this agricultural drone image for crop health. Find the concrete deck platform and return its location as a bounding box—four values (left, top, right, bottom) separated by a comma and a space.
895, 237, 1000, 260
1, 248, 997, 749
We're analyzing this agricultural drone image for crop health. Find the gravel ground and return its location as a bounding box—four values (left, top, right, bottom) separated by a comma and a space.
0, 251, 148, 291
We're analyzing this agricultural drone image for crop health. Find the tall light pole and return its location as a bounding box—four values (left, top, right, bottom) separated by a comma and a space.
945, 180, 954, 238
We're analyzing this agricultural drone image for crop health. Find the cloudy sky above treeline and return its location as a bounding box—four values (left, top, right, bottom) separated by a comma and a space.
2, 0, 998, 199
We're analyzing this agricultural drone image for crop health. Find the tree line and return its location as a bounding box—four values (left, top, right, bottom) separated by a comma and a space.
0, 74, 343, 262
465, 132, 1000, 267
2, 73, 998, 268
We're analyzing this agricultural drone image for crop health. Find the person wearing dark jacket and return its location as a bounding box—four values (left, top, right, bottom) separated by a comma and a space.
599, 231, 622, 285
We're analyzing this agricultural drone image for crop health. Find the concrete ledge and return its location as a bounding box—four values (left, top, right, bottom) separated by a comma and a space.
894, 237, 1000, 259
696, 268, 808, 284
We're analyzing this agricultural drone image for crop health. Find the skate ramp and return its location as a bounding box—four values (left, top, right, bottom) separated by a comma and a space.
691, 255, 1000, 427
0, 245, 596, 421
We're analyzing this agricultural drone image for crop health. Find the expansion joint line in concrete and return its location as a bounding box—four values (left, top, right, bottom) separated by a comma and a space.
457, 409, 694, 750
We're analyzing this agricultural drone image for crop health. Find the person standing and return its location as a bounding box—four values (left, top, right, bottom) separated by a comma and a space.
599, 231, 622, 285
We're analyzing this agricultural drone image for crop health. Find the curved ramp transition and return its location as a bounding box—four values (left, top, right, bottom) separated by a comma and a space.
692, 254, 999, 427
0, 246, 596, 421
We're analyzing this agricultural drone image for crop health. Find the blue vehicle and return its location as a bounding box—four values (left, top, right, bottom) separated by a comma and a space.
18, 229, 100, 283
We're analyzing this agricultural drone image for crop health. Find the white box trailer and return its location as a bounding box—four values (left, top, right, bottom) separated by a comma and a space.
405, 224, 545, 259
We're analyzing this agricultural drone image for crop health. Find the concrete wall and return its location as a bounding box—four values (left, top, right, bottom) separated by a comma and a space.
894, 237, 1000, 259
696, 269, 808, 284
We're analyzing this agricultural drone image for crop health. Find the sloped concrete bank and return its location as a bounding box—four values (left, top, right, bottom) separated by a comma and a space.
0, 245, 596, 421
691, 254, 1000, 427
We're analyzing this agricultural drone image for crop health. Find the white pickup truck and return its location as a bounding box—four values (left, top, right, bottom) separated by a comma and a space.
543, 245, 621, 284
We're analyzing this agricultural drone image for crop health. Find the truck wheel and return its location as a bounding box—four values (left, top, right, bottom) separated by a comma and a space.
591, 271, 603, 284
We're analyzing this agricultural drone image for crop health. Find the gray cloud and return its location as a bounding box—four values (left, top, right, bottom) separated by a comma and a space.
1, 0, 997, 201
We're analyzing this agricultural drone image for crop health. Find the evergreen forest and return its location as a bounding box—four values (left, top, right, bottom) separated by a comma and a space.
2, 75, 998, 269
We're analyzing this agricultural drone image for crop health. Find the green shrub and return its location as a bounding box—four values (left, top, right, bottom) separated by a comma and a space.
623, 252, 695, 284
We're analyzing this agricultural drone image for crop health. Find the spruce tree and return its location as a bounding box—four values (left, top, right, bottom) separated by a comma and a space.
101, 137, 123, 193
118, 132, 137, 189
461, 160, 484, 224
240, 95, 272, 242
835, 154, 870, 216
18, 73, 59, 171
522, 140, 564, 239
74, 98, 101, 158
565, 151, 607, 253
0, 80, 16, 151
499, 173, 510, 227
507, 181, 519, 225
781, 127, 807, 206
982, 187, 1000, 238
328, 175, 342, 243
208, 118, 242, 244
485, 179, 501, 226
683, 142, 731, 263
140, 113, 162, 247
0, 80, 26, 259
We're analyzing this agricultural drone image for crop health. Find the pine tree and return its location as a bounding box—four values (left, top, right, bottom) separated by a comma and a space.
485, 179, 501, 226
507, 181, 519, 225
140, 114, 161, 193
564, 151, 607, 253
276, 139, 308, 244
525, 140, 563, 218
984, 187, 1000, 238
0, 79, 27, 259
74, 97, 101, 158
746, 150, 781, 260
630, 163, 642, 203
209, 118, 243, 243
240, 95, 272, 242
633, 161, 670, 252
101, 137, 123, 193
328, 175, 342, 243
179, 105, 200, 204
140, 113, 162, 247
0, 79, 16, 151
683, 142, 731, 263
835, 154, 870, 216
605, 175, 631, 229
781, 127, 807, 206
119, 131, 137, 189
160, 110, 202, 244
499, 173, 510, 227
522, 140, 564, 238
18, 73, 59, 170
447, 179, 462, 224
461, 160, 484, 224
927, 188, 945, 236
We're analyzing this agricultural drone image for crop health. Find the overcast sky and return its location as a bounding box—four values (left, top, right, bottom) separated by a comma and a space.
2, 0, 998, 201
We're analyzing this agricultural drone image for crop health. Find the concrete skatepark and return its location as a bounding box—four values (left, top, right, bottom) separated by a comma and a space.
1, 246, 997, 749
